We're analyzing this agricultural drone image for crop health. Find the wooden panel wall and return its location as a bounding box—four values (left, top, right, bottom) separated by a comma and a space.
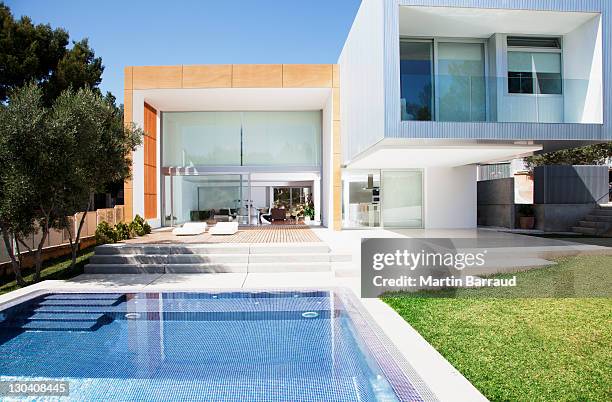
143, 102, 157, 219
130, 64, 335, 89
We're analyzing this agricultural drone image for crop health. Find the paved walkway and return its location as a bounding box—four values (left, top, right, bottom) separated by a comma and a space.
123, 225, 322, 244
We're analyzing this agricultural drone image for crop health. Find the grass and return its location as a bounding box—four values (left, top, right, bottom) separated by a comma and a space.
382, 255, 612, 402
0, 247, 94, 295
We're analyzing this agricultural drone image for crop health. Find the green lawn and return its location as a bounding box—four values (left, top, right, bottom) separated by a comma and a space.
0, 247, 94, 295
382, 255, 612, 402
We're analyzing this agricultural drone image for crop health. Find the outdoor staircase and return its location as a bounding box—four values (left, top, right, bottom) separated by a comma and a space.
571, 204, 612, 236
0, 293, 121, 332
85, 243, 352, 274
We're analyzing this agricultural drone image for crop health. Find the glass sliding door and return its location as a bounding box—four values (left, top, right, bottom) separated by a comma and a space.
437, 42, 486, 121
162, 174, 251, 226
381, 170, 423, 228
342, 171, 381, 228
400, 40, 434, 121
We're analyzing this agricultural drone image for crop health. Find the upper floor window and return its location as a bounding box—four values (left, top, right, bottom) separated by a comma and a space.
400, 39, 486, 122
507, 36, 562, 95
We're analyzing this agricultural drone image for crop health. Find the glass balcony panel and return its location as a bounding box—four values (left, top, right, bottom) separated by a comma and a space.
400, 75, 594, 124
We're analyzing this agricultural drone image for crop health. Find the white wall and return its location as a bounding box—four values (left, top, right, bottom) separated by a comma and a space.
338, 0, 386, 162
321, 95, 333, 227
425, 166, 477, 229
563, 15, 603, 124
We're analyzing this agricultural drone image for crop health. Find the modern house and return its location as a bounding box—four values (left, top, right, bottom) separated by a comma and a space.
123, 0, 610, 231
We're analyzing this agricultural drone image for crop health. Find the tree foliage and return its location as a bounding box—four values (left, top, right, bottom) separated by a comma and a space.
0, 2, 103, 104
524, 143, 612, 170
0, 84, 142, 283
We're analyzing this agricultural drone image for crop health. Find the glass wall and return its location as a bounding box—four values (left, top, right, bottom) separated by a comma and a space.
400, 40, 434, 121
162, 112, 242, 167
162, 111, 321, 168
381, 171, 423, 228
437, 42, 486, 121
342, 170, 423, 229
162, 174, 250, 226
342, 171, 381, 228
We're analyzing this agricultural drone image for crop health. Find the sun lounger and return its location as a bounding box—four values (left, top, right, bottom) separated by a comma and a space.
209, 222, 239, 235
172, 222, 207, 236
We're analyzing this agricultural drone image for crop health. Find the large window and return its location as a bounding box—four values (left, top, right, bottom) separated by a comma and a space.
400, 39, 486, 122
400, 40, 434, 121
162, 111, 321, 167
437, 42, 486, 121
507, 37, 562, 95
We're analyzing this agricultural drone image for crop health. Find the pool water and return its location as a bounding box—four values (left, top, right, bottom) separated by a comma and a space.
0, 292, 423, 401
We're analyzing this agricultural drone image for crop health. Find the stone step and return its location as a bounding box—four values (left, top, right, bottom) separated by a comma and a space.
247, 262, 330, 273
572, 226, 599, 235
95, 243, 329, 255
583, 214, 612, 222
591, 208, 612, 216
164, 263, 248, 274
44, 294, 123, 301
85, 261, 332, 274
18, 320, 100, 331
27, 312, 105, 322
576, 220, 609, 229
94, 244, 250, 255
248, 253, 333, 263
84, 264, 165, 274
90, 254, 250, 265
38, 298, 120, 307
248, 243, 330, 254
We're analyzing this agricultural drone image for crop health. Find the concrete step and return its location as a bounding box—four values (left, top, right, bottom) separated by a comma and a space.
576, 220, 610, 229
332, 262, 359, 278
90, 254, 250, 265
583, 214, 612, 222
248, 262, 330, 273
85, 261, 332, 274
38, 298, 120, 307
27, 312, 105, 322
94, 244, 251, 255
572, 226, 599, 235
248, 253, 332, 263
249, 243, 330, 254
44, 294, 123, 301
84, 264, 165, 274
164, 263, 247, 274
18, 320, 100, 331
592, 208, 612, 216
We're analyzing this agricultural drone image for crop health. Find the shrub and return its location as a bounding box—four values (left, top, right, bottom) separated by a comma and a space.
95, 221, 117, 244
114, 222, 133, 241
129, 214, 151, 236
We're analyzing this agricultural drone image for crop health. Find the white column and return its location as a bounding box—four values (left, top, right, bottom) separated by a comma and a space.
313, 178, 321, 223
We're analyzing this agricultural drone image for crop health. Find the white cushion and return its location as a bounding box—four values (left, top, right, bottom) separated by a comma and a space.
172, 222, 207, 236
209, 222, 239, 235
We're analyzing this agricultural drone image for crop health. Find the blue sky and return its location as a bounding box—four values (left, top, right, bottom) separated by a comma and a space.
6, 0, 361, 105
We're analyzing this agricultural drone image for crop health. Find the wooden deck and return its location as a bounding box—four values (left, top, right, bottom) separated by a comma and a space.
123, 225, 322, 244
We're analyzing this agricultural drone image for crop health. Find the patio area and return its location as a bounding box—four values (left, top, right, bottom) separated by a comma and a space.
123, 225, 322, 244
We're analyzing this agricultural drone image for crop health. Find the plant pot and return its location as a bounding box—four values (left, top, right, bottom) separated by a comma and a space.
304, 216, 311, 224
519, 216, 535, 230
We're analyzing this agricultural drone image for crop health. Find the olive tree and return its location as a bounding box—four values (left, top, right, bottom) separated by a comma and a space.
0, 84, 142, 283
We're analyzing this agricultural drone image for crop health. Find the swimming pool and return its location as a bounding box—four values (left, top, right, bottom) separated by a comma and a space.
0, 290, 434, 401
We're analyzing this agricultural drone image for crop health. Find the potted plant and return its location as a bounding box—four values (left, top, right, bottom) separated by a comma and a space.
517, 204, 535, 230
303, 204, 315, 224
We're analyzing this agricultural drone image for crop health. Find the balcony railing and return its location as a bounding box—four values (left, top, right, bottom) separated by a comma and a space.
400, 74, 598, 124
